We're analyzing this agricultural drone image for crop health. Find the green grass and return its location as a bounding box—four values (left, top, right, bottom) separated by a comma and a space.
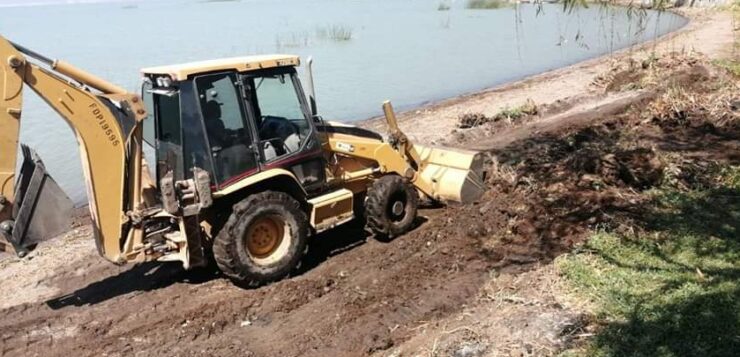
712, 59, 740, 77
497, 107, 527, 121
466, 0, 511, 10
719, 165, 740, 189
557, 180, 740, 356
495, 99, 538, 122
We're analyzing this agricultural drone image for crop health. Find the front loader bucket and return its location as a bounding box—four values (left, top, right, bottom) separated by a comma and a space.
415, 145, 486, 204
4, 145, 73, 255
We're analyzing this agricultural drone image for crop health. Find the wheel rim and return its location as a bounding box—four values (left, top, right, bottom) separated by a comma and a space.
387, 191, 408, 222
245, 215, 285, 259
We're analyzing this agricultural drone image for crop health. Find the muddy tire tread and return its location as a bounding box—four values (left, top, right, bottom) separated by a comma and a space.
213, 191, 308, 286
365, 175, 419, 239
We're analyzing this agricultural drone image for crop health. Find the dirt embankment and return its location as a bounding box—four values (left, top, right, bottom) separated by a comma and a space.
0, 7, 737, 357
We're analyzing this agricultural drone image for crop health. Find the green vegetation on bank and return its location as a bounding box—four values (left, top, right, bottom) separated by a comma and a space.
497, 99, 539, 121
557, 166, 740, 356
713, 59, 740, 76
457, 99, 538, 128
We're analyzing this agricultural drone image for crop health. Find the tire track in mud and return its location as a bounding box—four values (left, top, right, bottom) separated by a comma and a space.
0, 209, 496, 357
0, 97, 628, 356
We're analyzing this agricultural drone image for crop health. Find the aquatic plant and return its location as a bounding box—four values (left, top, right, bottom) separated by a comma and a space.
274, 31, 311, 49
274, 24, 353, 51
466, 0, 511, 9
316, 25, 353, 41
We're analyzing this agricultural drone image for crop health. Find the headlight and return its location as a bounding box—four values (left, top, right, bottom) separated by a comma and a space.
155, 76, 172, 88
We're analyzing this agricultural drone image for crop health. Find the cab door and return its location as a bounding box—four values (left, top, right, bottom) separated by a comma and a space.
194, 72, 259, 188
241, 68, 326, 193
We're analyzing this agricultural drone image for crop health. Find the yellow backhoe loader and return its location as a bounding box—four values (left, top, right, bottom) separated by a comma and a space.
0, 35, 485, 285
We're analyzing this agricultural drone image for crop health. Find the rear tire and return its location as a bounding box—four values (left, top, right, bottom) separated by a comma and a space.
213, 191, 309, 287
365, 175, 419, 239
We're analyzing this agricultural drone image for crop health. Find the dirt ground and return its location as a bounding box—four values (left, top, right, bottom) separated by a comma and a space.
0, 7, 737, 357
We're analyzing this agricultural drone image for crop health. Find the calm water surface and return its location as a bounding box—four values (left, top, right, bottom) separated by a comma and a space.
0, 0, 686, 203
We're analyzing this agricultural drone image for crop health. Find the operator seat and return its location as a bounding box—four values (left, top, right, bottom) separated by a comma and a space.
202, 100, 251, 180
203, 100, 228, 148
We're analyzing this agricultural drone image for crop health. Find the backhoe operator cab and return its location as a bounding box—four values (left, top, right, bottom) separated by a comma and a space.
0, 35, 486, 287
141, 56, 326, 198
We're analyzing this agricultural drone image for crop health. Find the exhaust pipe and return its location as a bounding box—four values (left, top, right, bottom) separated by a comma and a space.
305, 56, 317, 116
0, 145, 73, 256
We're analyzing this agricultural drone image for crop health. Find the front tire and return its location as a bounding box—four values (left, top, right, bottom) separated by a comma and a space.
213, 191, 309, 286
365, 175, 419, 239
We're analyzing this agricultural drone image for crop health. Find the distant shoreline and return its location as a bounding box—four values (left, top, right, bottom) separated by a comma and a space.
358, 6, 699, 142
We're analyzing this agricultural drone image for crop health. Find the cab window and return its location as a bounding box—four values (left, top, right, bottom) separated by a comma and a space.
248, 72, 311, 162
151, 90, 183, 182
195, 72, 257, 185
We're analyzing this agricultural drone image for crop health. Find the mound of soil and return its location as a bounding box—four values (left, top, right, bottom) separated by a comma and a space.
599, 53, 709, 93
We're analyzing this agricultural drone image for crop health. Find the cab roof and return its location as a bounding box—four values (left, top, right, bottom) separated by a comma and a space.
141, 54, 300, 81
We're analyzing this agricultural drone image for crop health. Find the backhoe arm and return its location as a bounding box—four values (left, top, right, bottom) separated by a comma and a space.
0, 36, 148, 262
0, 41, 22, 222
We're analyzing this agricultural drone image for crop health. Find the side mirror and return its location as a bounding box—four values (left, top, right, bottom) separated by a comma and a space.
312, 115, 324, 124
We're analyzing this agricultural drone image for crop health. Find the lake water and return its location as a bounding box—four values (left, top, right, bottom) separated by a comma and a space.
0, 0, 687, 203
